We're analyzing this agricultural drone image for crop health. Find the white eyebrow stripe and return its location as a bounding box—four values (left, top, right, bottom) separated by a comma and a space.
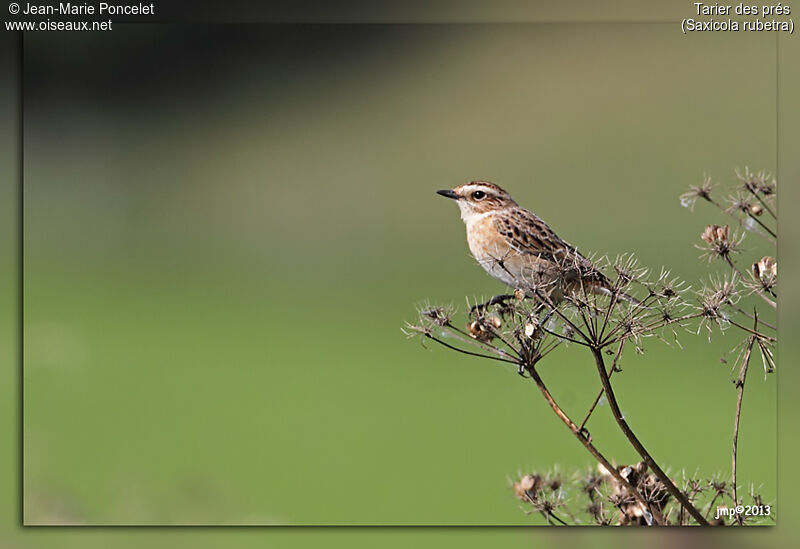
460, 184, 494, 194
460, 186, 506, 202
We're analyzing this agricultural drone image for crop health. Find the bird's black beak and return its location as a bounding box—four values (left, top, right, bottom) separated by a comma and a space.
436, 189, 459, 200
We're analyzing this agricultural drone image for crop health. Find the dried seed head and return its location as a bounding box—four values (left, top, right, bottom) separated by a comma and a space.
709, 480, 728, 496
520, 474, 540, 492
644, 269, 688, 303
725, 193, 753, 216
612, 254, 647, 287
759, 180, 776, 195
420, 307, 450, 326
702, 276, 739, 309
524, 322, 540, 339
487, 313, 503, 329
701, 224, 729, 245
467, 320, 492, 342
697, 277, 739, 333
514, 474, 542, 501
514, 288, 526, 301
752, 256, 777, 280
699, 293, 723, 322
698, 225, 743, 261
736, 167, 776, 196
751, 256, 777, 293
750, 203, 763, 216
512, 481, 526, 501
680, 175, 714, 210
599, 461, 668, 525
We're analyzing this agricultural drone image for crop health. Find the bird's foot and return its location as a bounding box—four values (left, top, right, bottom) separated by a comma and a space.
470, 294, 515, 316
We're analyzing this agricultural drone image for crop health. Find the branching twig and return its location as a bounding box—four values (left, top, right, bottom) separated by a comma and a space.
580, 339, 625, 432
526, 365, 666, 525
590, 347, 709, 525
420, 333, 518, 365
733, 305, 776, 331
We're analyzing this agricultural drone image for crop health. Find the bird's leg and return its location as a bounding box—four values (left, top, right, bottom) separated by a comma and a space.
537, 306, 555, 328
524, 301, 557, 338
469, 294, 515, 315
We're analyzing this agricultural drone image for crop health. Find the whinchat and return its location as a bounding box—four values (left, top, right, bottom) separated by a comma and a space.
437, 181, 628, 306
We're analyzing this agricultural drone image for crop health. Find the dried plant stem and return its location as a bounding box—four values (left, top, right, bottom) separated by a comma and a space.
732, 317, 758, 525
580, 340, 625, 431
727, 319, 775, 342
534, 290, 595, 346
704, 195, 775, 244
704, 490, 725, 521
526, 365, 666, 525
448, 322, 521, 360
748, 190, 776, 220
543, 511, 568, 525
744, 211, 776, 239
733, 306, 776, 331
590, 347, 709, 525
756, 199, 776, 221
523, 496, 570, 526
421, 333, 518, 365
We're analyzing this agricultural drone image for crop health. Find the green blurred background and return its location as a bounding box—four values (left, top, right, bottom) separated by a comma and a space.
2, 2, 797, 545
19, 23, 777, 526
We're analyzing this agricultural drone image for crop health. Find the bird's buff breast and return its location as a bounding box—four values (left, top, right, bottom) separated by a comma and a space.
465, 215, 555, 290
466, 215, 519, 287
466, 215, 509, 260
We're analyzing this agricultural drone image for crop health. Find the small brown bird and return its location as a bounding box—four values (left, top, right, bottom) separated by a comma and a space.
437, 181, 628, 307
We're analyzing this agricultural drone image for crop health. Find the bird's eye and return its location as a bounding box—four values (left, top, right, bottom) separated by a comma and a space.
472, 190, 486, 200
